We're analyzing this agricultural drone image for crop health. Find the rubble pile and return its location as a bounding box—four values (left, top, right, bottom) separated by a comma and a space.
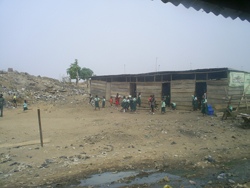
0, 70, 85, 107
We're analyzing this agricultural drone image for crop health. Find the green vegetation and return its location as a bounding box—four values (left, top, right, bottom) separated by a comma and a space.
67, 59, 94, 84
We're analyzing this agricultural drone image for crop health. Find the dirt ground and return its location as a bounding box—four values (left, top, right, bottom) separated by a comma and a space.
0, 94, 250, 188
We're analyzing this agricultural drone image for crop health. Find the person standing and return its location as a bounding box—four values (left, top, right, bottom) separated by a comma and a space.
102, 97, 106, 108
194, 95, 198, 111
201, 95, 208, 117
166, 95, 170, 107
161, 98, 166, 114
115, 93, 120, 109
132, 95, 137, 113
121, 96, 127, 113
94, 95, 100, 110
23, 100, 28, 112
148, 95, 152, 112
137, 93, 141, 107
150, 95, 155, 115
89, 94, 93, 104
204, 89, 207, 99
13, 94, 17, 108
110, 96, 113, 107
0, 94, 4, 117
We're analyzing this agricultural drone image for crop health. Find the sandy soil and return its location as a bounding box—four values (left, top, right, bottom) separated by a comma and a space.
0, 94, 250, 187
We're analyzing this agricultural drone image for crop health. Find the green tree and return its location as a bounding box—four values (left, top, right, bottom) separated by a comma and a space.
67, 59, 81, 84
79, 67, 94, 80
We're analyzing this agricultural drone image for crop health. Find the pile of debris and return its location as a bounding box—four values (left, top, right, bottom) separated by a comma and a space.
0, 70, 85, 107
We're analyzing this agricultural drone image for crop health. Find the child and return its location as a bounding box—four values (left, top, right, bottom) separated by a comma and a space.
150, 95, 155, 115
115, 93, 120, 109
166, 95, 170, 107
126, 96, 130, 111
121, 96, 127, 113
102, 97, 105, 108
172, 103, 176, 110
110, 96, 113, 107
89, 94, 93, 104
133, 96, 137, 113
129, 95, 133, 111
23, 100, 28, 112
148, 95, 152, 112
193, 95, 198, 111
137, 93, 141, 107
94, 95, 100, 110
161, 98, 166, 114
13, 94, 17, 108
201, 95, 208, 117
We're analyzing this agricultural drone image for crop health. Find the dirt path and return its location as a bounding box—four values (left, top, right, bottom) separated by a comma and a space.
0, 95, 249, 187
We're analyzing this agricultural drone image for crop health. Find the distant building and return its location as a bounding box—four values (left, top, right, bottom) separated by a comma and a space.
90, 68, 250, 110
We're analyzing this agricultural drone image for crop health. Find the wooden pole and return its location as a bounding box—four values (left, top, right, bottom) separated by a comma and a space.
37, 109, 43, 147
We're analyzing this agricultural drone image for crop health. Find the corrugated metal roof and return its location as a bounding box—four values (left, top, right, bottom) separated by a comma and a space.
161, 0, 250, 22
90, 68, 250, 79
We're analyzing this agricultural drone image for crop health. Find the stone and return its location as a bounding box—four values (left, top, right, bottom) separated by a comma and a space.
163, 176, 170, 182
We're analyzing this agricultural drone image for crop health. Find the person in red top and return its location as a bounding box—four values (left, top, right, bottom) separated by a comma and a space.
148, 95, 152, 112
110, 96, 113, 107
115, 93, 120, 109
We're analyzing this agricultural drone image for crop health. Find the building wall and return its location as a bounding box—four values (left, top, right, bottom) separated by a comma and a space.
171, 80, 195, 110
90, 80, 106, 98
207, 80, 228, 110
91, 78, 250, 110
111, 82, 130, 98
207, 80, 250, 110
136, 82, 162, 108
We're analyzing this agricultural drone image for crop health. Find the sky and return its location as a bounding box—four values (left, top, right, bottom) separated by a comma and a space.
0, 0, 250, 80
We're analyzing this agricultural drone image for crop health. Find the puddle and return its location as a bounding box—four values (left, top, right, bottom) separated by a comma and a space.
72, 170, 206, 188
77, 171, 137, 187
64, 159, 250, 188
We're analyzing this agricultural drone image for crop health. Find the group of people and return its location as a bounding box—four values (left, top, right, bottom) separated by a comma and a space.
192, 90, 208, 117
89, 93, 142, 113
89, 92, 177, 115
0, 94, 28, 117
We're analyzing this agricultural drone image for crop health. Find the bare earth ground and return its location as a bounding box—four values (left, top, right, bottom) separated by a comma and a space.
0, 95, 250, 188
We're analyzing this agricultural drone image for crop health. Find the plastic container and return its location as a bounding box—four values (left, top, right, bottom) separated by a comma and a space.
207, 105, 212, 109
207, 110, 214, 115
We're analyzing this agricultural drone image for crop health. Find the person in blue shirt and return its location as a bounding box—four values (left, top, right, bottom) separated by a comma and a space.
23, 100, 28, 112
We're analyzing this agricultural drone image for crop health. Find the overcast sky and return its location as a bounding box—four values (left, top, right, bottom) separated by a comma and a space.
1, 0, 250, 80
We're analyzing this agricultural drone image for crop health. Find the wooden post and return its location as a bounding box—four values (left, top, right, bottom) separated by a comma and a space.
37, 109, 43, 147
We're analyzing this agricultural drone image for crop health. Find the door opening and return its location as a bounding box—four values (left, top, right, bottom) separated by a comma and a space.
195, 82, 207, 109
130, 83, 136, 97
162, 83, 171, 106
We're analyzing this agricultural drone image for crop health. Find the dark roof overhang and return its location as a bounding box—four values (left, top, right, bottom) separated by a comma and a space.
161, 0, 250, 22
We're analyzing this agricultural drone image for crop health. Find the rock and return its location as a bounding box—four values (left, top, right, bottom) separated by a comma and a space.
208, 181, 212, 184
229, 179, 235, 184
9, 162, 20, 166
163, 176, 170, 182
189, 180, 196, 185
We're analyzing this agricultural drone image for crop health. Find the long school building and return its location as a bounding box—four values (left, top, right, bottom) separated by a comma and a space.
90, 68, 250, 110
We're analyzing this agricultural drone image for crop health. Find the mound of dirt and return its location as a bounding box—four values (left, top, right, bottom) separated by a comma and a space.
0, 70, 85, 107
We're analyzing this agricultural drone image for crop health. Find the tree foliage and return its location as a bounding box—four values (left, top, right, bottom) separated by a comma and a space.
79, 67, 93, 80
67, 59, 94, 84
